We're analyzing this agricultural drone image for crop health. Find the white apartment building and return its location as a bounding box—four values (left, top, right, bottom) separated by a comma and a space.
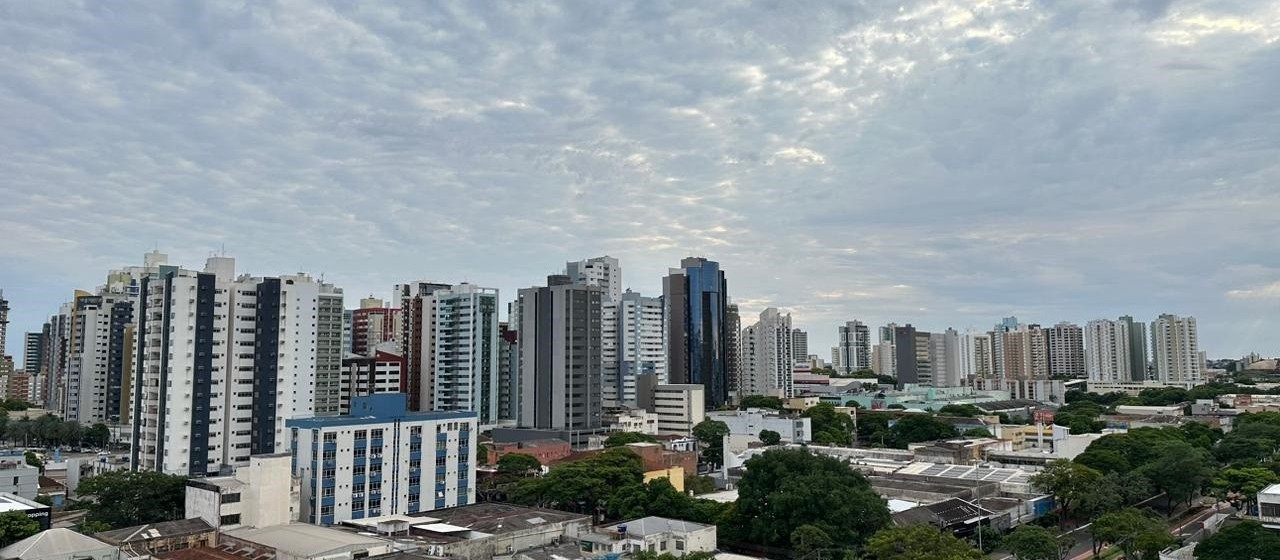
431, 284, 500, 427
185, 454, 299, 530
836, 321, 871, 374
131, 256, 343, 476
1151, 314, 1202, 384
609, 290, 666, 407
1085, 319, 1132, 382
739, 308, 794, 398
288, 394, 477, 525
565, 256, 622, 304
64, 292, 133, 424
339, 347, 404, 415
958, 329, 992, 382
791, 329, 809, 363
653, 384, 705, 436
706, 409, 812, 444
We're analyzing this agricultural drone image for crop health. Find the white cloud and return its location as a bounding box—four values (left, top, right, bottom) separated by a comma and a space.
1226, 282, 1280, 301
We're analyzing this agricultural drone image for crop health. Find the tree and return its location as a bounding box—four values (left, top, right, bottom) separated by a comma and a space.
604, 432, 658, 447
511, 448, 645, 516
963, 427, 993, 438
938, 404, 984, 417
888, 415, 958, 448
74, 470, 188, 529
1212, 466, 1278, 512
84, 423, 111, 448
790, 525, 834, 558
804, 403, 854, 446
1091, 508, 1170, 559
692, 420, 730, 466
739, 395, 785, 410
1138, 441, 1214, 511
887, 404, 906, 410
684, 474, 717, 495
1003, 525, 1063, 560
971, 526, 1002, 554
1030, 461, 1102, 522
1194, 520, 1280, 560
864, 525, 984, 560
758, 429, 781, 446
23, 451, 41, 473
497, 453, 542, 475
0, 511, 39, 545
726, 449, 889, 548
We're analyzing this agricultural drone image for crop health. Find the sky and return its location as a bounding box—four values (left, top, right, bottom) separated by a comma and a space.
2, 0, 1279, 363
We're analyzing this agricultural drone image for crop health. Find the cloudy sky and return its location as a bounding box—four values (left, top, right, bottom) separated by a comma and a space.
2, 0, 1279, 360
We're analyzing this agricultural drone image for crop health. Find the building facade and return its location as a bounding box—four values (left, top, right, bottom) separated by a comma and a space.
1085, 319, 1132, 382
431, 284, 500, 427
609, 290, 666, 407
1151, 314, 1202, 384
288, 394, 477, 525
739, 308, 794, 398
836, 321, 872, 374
515, 276, 604, 430
1046, 322, 1085, 378
663, 258, 730, 408
339, 349, 405, 415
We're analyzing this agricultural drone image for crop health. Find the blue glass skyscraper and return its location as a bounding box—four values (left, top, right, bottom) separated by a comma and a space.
664, 257, 730, 407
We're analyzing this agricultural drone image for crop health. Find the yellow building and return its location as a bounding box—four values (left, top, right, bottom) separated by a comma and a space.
643, 465, 686, 492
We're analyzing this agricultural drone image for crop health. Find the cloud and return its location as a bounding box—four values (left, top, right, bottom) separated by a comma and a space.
0, 0, 1278, 358
1226, 282, 1280, 301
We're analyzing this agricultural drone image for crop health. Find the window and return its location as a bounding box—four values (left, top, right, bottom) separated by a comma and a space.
220, 514, 241, 525
222, 493, 241, 504
323, 432, 336, 443
355, 430, 367, 440
371, 429, 383, 439
1263, 503, 1280, 518
676, 541, 685, 551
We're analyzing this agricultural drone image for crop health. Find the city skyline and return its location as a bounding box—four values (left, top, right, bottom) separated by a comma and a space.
3, 2, 1280, 358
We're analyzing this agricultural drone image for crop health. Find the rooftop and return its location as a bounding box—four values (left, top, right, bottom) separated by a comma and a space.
287, 394, 476, 429
600, 516, 712, 537
97, 518, 215, 544
0, 493, 43, 514
0, 528, 113, 559
893, 498, 995, 528
227, 523, 388, 557
418, 503, 590, 537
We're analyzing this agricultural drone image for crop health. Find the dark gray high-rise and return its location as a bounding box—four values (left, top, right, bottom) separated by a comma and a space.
893, 324, 932, 388
516, 275, 604, 430
664, 258, 730, 408
1119, 315, 1149, 381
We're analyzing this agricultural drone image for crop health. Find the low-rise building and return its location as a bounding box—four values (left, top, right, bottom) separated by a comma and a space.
1114, 405, 1184, 417
222, 523, 395, 560
482, 440, 572, 468
0, 493, 50, 531
0, 461, 41, 500
185, 453, 299, 530
287, 394, 478, 525
96, 518, 216, 558
579, 517, 717, 558
644, 384, 706, 436
0, 528, 118, 560
706, 409, 811, 444
1258, 483, 1280, 528
602, 408, 660, 435
341, 503, 591, 560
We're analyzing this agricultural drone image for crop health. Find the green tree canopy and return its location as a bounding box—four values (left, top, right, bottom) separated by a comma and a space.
938, 404, 985, 417
1030, 460, 1103, 520
75, 470, 187, 530
863, 525, 984, 560
692, 419, 730, 466
0, 511, 39, 546
1194, 520, 1280, 560
888, 415, 958, 448
758, 429, 782, 446
1138, 441, 1214, 510
726, 449, 889, 548
1003, 525, 1063, 560
496, 453, 542, 475
604, 432, 658, 447
739, 395, 785, 410
1091, 508, 1172, 560
510, 448, 644, 515
803, 403, 855, 446
1212, 466, 1278, 510
789, 525, 834, 558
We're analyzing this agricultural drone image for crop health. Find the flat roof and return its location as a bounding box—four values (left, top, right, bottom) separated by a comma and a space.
227, 524, 387, 557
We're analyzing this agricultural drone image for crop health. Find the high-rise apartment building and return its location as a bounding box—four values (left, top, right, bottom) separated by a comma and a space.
931, 328, 963, 387
516, 275, 604, 430
997, 324, 1049, 380
431, 284, 500, 427
1119, 315, 1149, 380
339, 348, 405, 415
607, 290, 665, 406
395, 281, 452, 411
725, 303, 741, 400
0, 289, 9, 357
740, 308, 794, 398
351, 303, 400, 357
990, 316, 1020, 379
22, 333, 43, 375
1085, 319, 1132, 382
131, 255, 343, 476
790, 329, 808, 363
288, 394, 477, 524
664, 258, 730, 408
1047, 322, 1085, 378
1151, 314, 1202, 384
893, 325, 932, 387
836, 321, 872, 374
63, 291, 134, 424
497, 322, 519, 421
831, 346, 843, 372
565, 256, 622, 304
958, 329, 992, 382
